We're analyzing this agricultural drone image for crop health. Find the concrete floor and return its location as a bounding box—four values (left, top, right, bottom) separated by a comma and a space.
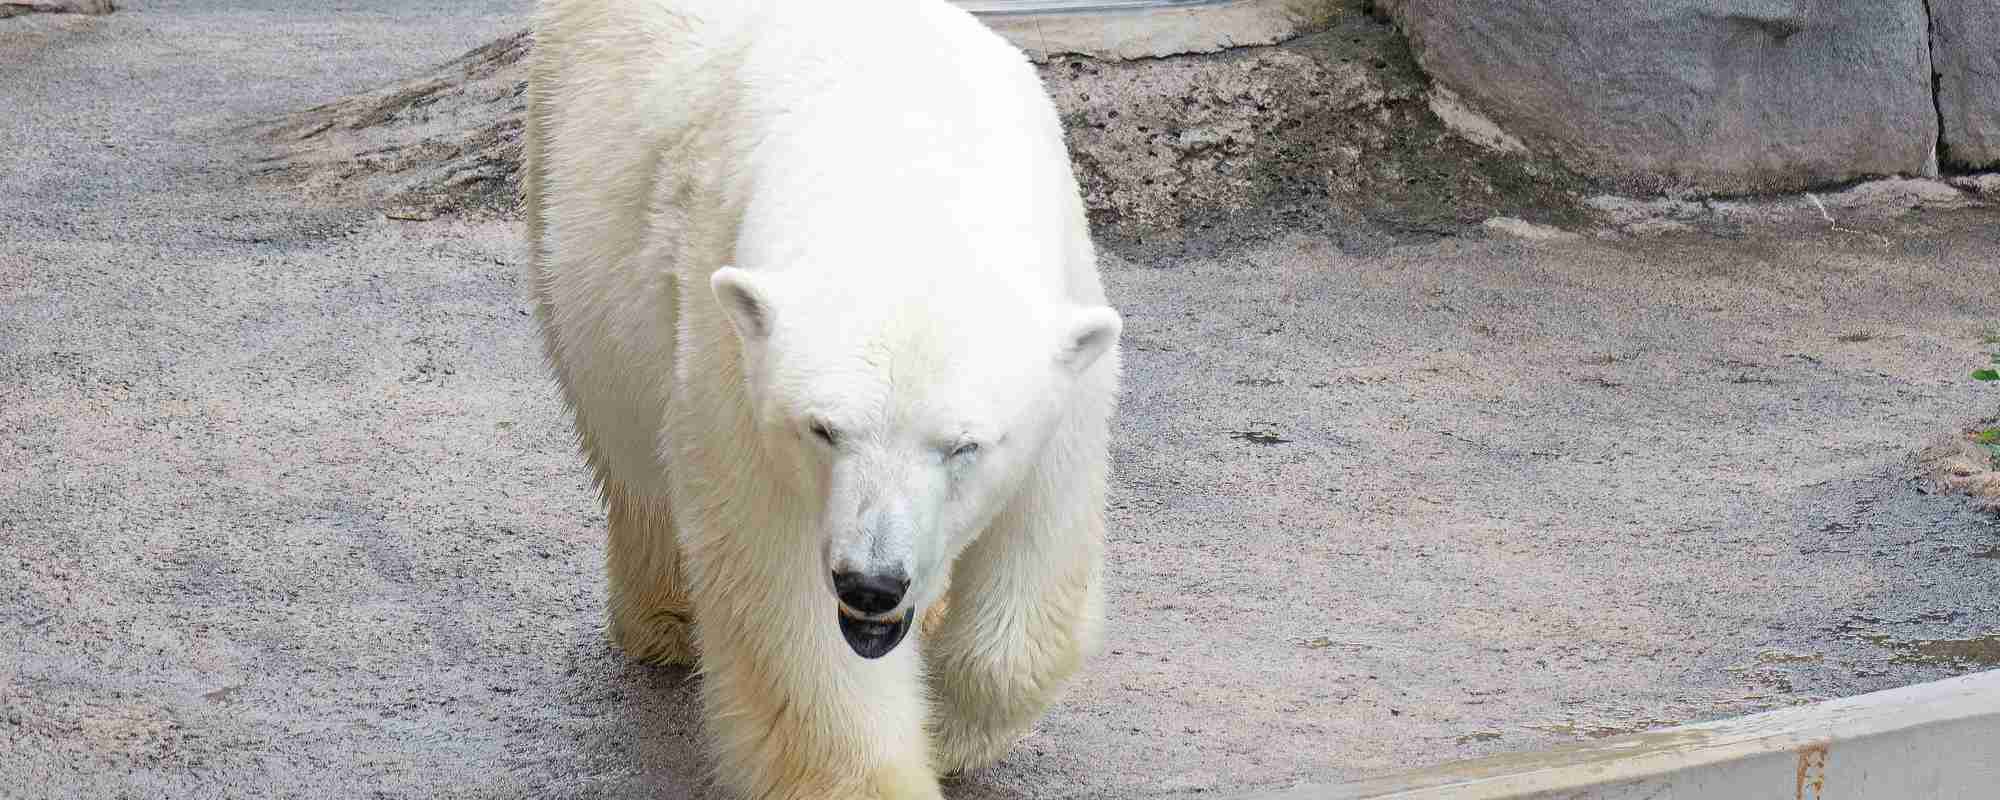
4, 3, 1999, 799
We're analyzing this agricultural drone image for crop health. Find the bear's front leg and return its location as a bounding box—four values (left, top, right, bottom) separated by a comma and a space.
923, 487, 1105, 775
604, 487, 698, 666
686, 535, 943, 800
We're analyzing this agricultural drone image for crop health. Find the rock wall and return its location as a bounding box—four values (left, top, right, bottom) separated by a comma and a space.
258, 1, 1993, 240
1379, 0, 1941, 194
257, 8, 1591, 251
1043, 11, 1591, 250
1932, 0, 2000, 169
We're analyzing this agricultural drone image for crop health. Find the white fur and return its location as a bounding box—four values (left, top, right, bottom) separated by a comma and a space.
522, 1, 1121, 798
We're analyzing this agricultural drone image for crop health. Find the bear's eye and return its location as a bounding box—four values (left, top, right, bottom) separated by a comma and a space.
808, 419, 838, 446
949, 441, 980, 460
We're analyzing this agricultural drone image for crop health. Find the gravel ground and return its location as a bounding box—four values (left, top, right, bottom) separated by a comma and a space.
5, 3, 1999, 799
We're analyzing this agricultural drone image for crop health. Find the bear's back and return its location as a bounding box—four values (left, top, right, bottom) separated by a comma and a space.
729, 2, 1087, 306
524, 0, 1101, 491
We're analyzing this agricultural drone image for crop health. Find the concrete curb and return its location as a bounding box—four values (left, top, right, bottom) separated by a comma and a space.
968, 0, 1338, 61
1239, 669, 2000, 799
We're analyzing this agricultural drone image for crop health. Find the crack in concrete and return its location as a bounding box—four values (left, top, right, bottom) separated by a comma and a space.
1921, 0, 1948, 173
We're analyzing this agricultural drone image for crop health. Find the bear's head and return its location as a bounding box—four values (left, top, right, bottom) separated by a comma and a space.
711, 266, 1119, 659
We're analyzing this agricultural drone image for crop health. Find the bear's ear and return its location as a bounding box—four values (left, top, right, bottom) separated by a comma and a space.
711, 267, 777, 342
1056, 305, 1122, 375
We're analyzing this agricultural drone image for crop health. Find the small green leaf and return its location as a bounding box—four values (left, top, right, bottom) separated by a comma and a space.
1975, 369, 2000, 381
1978, 429, 2000, 445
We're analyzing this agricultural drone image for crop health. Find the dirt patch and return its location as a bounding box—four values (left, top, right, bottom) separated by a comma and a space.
254, 30, 529, 221
1043, 4, 1595, 258
1917, 424, 2000, 512
0, 1, 113, 18
1581, 177, 1990, 242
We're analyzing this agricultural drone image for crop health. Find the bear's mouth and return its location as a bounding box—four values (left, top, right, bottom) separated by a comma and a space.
837, 606, 912, 659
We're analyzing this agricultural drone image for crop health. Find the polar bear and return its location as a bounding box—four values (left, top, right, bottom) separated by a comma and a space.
521, 1, 1122, 797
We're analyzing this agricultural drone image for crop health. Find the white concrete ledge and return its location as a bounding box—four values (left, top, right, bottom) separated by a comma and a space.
965, 0, 1340, 61
1241, 669, 2000, 799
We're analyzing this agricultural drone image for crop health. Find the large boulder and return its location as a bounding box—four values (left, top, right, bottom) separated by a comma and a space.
1380, 0, 1938, 193
1931, 0, 2000, 169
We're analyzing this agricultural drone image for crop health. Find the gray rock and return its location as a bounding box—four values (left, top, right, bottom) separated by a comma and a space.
1380, 0, 1938, 193
1583, 177, 1978, 239
1949, 172, 2000, 196
257, 31, 530, 222
1481, 216, 1581, 242
1931, 0, 2000, 169
1814, 177, 1976, 217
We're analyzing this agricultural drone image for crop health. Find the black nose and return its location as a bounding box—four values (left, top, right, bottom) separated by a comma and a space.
832, 570, 908, 616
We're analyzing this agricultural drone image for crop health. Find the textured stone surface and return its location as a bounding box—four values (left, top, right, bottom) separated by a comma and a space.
1380, 0, 1938, 193
259, 31, 529, 221
1583, 178, 1983, 237
1931, 0, 2000, 169
0, 0, 114, 16
1481, 216, 1581, 241
260, 6, 1592, 250
1813, 177, 1980, 217
1952, 173, 2000, 196
1919, 432, 2000, 513
974, 0, 1341, 61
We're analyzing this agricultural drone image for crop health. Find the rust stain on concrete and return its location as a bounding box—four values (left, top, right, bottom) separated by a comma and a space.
1796, 742, 1828, 800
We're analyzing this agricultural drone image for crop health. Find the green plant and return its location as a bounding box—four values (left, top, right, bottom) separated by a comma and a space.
1979, 335, 1999, 468
1980, 333, 2000, 382
1978, 429, 2000, 470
